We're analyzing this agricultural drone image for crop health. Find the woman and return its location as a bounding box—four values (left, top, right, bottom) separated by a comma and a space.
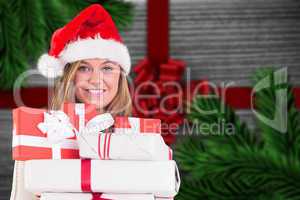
10, 4, 132, 199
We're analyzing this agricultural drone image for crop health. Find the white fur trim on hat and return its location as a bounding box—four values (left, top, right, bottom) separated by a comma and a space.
61, 35, 130, 73
37, 54, 64, 78
37, 36, 131, 78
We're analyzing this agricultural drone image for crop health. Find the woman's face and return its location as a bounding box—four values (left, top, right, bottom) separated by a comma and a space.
74, 58, 121, 110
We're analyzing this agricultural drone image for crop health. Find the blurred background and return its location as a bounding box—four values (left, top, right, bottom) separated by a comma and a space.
1, 0, 300, 199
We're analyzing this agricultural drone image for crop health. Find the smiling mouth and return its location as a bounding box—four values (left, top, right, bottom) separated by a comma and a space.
86, 89, 106, 96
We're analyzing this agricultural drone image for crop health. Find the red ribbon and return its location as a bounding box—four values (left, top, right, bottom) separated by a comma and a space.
81, 159, 92, 192
81, 159, 112, 200
132, 1, 186, 144
103, 133, 108, 159
97, 134, 103, 159
147, 0, 169, 67
168, 148, 173, 160
106, 133, 112, 159
91, 193, 111, 200
133, 60, 186, 144
97, 133, 112, 160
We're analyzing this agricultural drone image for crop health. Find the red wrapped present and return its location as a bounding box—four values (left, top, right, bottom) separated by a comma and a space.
12, 103, 98, 160
12, 103, 162, 160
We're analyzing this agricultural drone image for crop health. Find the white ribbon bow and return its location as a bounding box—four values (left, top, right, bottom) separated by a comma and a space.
38, 111, 114, 144
82, 113, 114, 135
38, 111, 77, 143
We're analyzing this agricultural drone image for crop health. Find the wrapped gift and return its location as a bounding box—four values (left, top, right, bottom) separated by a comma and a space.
24, 159, 180, 197
40, 193, 156, 200
78, 113, 169, 161
40, 193, 174, 200
79, 132, 173, 160
63, 103, 161, 135
12, 102, 162, 160
12, 103, 98, 160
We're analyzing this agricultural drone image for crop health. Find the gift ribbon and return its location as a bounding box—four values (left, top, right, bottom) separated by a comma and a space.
91, 193, 111, 200
147, 0, 169, 66
37, 109, 78, 159
106, 133, 112, 159
133, 59, 186, 145
80, 161, 180, 198
12, 134, 78, 149
134, 0, 186, 146
97, 129, 111, 159
97, 134, 103, 159
76, 103, 86, 133
37, 104, 114, 159
81, 159, 112, 200
38, 111, 77, 143
81, 159, 92, 192
97, 132, 112, 160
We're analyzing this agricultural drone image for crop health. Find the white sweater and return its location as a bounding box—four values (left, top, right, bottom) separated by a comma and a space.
10, 161, 36, 200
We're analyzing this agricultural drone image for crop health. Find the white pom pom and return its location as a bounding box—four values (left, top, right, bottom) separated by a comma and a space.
37, 54, 63, 78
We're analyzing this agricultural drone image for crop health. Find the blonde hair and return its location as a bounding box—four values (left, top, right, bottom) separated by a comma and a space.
50, 61, 132, 116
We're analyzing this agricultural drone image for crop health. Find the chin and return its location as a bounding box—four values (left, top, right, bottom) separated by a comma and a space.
93, 103, 105, 110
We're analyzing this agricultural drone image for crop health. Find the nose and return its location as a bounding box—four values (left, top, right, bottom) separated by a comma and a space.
89, 69, 105, 85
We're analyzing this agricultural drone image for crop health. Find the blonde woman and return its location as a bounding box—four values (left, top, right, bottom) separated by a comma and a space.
10, 4, 132, 199
50, 58, 132, 115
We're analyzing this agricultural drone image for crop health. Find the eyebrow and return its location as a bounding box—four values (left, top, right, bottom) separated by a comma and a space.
80, 60, 118, 66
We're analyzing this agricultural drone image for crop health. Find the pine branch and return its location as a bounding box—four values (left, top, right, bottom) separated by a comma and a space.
187, 94, 262, 152
41, 0, 68, 44
176, 173, 285, 200
0, 1, 27, 90
60, 0, 91, 20
175, 136, 206, 172
101, 0, 134, 31
61, 0, 134, 31
175, 68, 300, 200
253, 69, 300, 166
10, 0, 46, 60
176, 139, 300, 199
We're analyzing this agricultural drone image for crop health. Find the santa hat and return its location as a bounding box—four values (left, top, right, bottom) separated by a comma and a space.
37, 4, 131, 78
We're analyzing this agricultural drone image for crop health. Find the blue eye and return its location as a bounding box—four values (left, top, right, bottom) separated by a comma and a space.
102, 66, 113, 72
78, 66, 91, 72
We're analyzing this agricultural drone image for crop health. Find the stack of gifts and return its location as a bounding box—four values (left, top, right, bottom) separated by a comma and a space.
12, 103, 180, 200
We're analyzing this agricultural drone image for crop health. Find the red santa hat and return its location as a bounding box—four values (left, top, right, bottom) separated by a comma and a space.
37, 4, 131, 78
